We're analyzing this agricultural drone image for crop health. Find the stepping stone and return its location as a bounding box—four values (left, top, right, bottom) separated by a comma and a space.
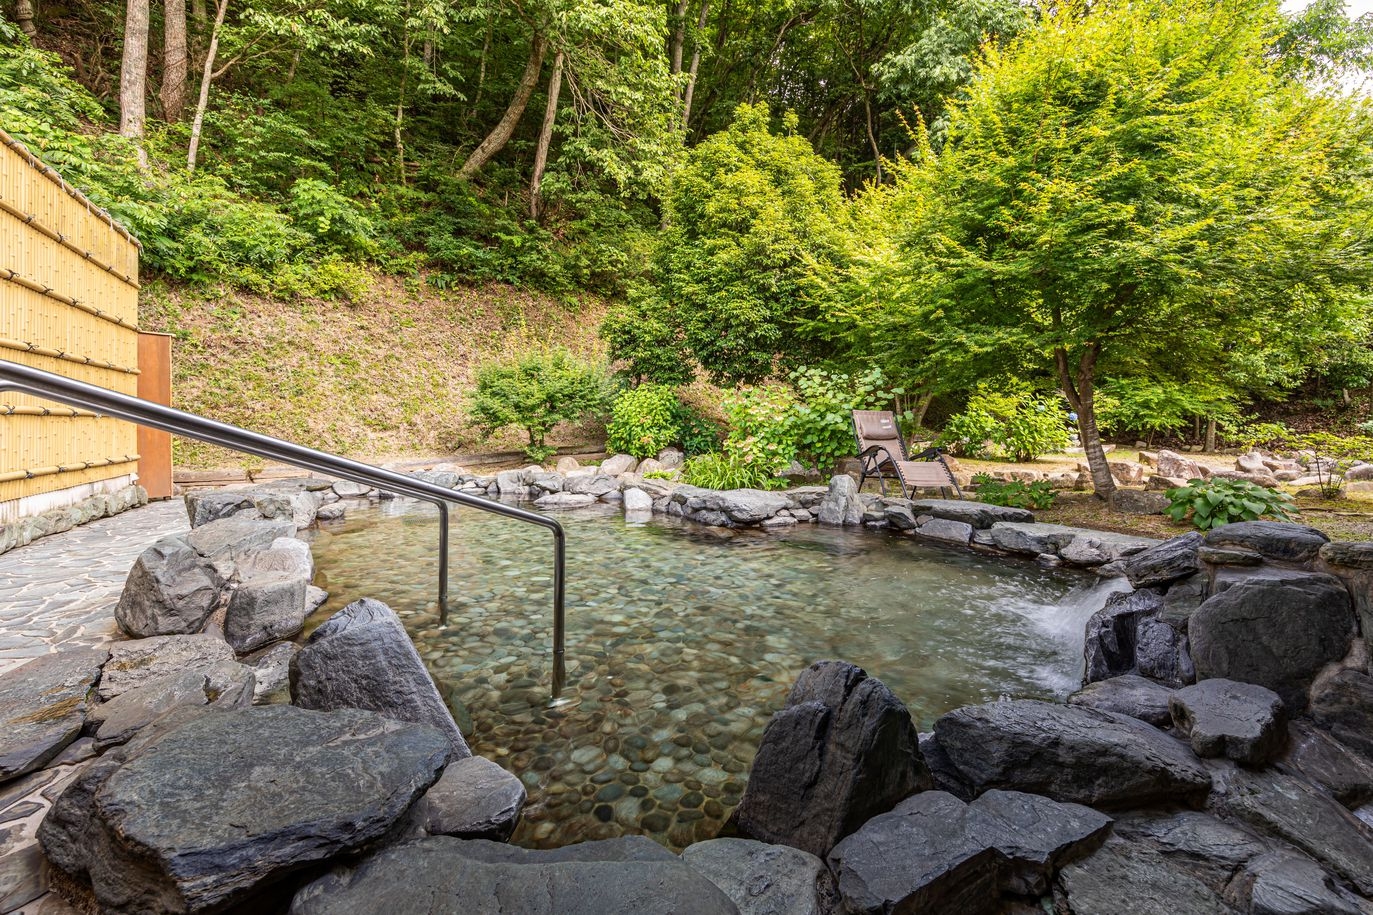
290, 836, 739, 914
39, 706, 451, 914
681, 837, 837, 915
405, 756, 526, 842
0, 648, 107, 785
1068, 674, 1175, 727
1170, 678, 1286, 766
728, 660, 929, 857
932, 699, 1210, 808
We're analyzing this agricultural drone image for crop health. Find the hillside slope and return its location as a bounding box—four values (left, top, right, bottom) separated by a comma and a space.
140, 275, 609, 469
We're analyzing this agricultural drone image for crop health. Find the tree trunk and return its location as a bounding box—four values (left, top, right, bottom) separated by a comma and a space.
862, 87, 881, 182
669, 0, 690, 76
681, 0, 709, 130
15, 0, 37, 37
160, 0, 188, 120
186, 0, 227, 173
1205, 417, 1217, 453
530, 49, 564, 221
459, 34, 546, 180
119, 0, 150, 163
1055, 344, 1115, 499
913, 392, 933, 429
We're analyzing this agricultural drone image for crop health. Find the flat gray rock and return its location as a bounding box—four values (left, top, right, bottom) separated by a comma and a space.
969, 789, 1113, 896
987, 522, 1079, 556
1054, 837, 1232, 915
1189, 573, 1355, 710
183, 517, 296, 566
1214, 768, 1373, 896
1204, 521, 1329, 565
1059, 531, 1157, 567
908, 499, 1034, 529
1068, 675, 1175, 727
88, 660, 254, 749
933, 699, 1211, 808
534, 492, 597, 508
291, 598, 471, 757
1226, 850, 1365, 915
182, 490, 256, 528
39, 707, 451, 915
564, 473, 620, 498
98, 634, 235, 702
1170, 679, 1286, 766
681, 838, 837, 915
917, 518, 974, 546
1112, 810, 1267, 887
1123, 532, 1203, 588
289, 836, 739, 915
728, 661, 929, 857
0, 649, 107, 785
405, 756, 526, 842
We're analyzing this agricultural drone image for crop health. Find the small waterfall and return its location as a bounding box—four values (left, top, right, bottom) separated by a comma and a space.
1032, 574, 1132, 692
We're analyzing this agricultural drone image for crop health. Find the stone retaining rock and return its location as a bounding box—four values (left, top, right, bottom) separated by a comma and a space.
1067, 675, 1175, 727
1276, 719, 1373, 809
114, 536, 228, 638
817, 476, 863, 527
1204, 521, 1329, 565
1082, 589, 1192, 688
681, 838, 837, 915
1307, 669, 1373, 762
622, 488, 653, 513
1226, 850, 1367, 915
39, 707, 451, 915
1058, 531, 1156, 567
917, 518, 974, 546
728, 661, 928, 857
565, 473, 620, 498
600, 454, 639, 477
0, 648, 108, 785
88, 660, 255, 749
987, 522, 1079, 556
289, 836, 739, 915
1317, 540, 1373, 640
1188, 573, 1355, 709
404, 755, 526, 842
534, 492, 598, 508
291, 598, 471, 756
224, 567, 310, 654
907, 499, 1034, 529
1123, 533, 1203, 588
972, 789, 1114, 896
932, 699, 1211, 808
1111, 810, 1267, 888
185, 517, 297, 567
98, 635, 236, 701
1054, 837, 1231, 915
673, 486, 793, 527
1169, 679, 1286, 766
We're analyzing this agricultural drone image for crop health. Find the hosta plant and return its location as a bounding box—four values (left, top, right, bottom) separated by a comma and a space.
1164, 478, 1295, 531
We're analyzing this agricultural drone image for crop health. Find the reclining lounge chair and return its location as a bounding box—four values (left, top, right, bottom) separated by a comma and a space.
851, 409, 962, 500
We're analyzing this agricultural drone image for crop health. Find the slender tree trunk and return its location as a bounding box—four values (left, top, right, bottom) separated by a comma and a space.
530, 49, 564, 221
119, 0, 150, 164
862, 87, 881, 182
669, 0, 689, 76
1055, 344, 1115, 499
681, 0, 709, 130
913, 392, 933, 429
161, 0, 188, 120
1205, 418, 1217, 453
15, 0, 37, 37
459, 34, 546, 179
186, 0, 227, 173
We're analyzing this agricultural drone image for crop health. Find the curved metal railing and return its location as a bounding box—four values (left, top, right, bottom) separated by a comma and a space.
0, 359, 568, 702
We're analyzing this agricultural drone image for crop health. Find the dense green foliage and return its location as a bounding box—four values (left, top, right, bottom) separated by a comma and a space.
971, 474, 1056, 510
467, 349, 611, 461
938, 386, 1070, 462
606, 385, 678, 459
1165, 479, 1297, 531
681, 451, 778, 490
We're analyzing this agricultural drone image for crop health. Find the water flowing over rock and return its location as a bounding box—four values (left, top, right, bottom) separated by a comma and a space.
681, 838, 838, 915
1204, 521, 1329, 565
291, 598, 471, 756
931, 699, 1211, 808
39, 707, 451, 915
1188, 573, 1355, 709
1123, 533, 1203, 588
289, 836, 739, 915
1067, 675, 1175, 727
817, 476, 863, 527
1169, 678, 1286, 766
0, 648, 107, 785
728, 660, 929, 857
404, 755, 527, 842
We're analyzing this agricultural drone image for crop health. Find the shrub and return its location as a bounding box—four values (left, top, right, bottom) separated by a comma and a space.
1230, 421, 1293, 451
1096, 379, 1240, 441
1164, 478, 1296, 531
789, 366, 896, 473
467, 349, 611, 463
287, 178, 376, 256
721, 384, 799, 478
938, 386, 1070, 461
938, 406, 1002, 458
670, 400, 721, 456
972, 473, 1057, 510
681, 452, 781, 490
607, 385, 679, 458
999, 398, 1072, 462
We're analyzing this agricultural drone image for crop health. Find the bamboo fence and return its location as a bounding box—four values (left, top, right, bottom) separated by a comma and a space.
0, 128, 142, 515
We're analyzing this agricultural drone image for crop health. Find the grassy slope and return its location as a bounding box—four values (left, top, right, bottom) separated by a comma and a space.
139, 273, 609, 469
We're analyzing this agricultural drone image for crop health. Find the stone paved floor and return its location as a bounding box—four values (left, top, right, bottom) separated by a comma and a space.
0, 500, 189, 676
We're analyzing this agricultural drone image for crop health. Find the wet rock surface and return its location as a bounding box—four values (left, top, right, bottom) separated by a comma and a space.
1203, 521, 1330, 565
0, 649, 107, 784
405, 755, 527, 841
1226, 850, 1367, 915
681, 838, 837, 915
1170, 678, 1287, 766
291, 597, 471, 756
1275, 719, 1373, 809
1067, 674, 1175, 727
289, 835, 740, 915
1123, 532, 1203, 588
1307, 669, 1373, 762
1054, 837, 1232, 915
932, 699, 1211, 808
38, 706, 451, 914
728, 661, 928, 857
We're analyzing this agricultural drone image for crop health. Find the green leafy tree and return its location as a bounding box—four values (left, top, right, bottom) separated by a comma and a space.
467, 348, 611, 462
873, 0, 1373, 498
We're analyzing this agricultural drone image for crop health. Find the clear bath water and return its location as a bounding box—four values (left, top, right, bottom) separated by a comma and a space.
306, 499, 1116, 851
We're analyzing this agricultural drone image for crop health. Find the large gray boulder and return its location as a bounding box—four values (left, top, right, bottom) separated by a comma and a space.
1188, 573, 1355, 709
184, 517, 296, 566
1054, 838, 1232, 915
816, 476, 863, 527
1226, 850, 1367, 915
971, 789, 1114, 896
1307, 669, 1373, 762
1083, 588, 1175, 684
932, 699, 1211, 808
675, 487, 792, 525
291, 598, 471, 757
98, 634, 236, 701
182, 490, 255, 527
565, 473, 620, 498
115, 537, 227, 638
987, 522, 1079, 556
39, 707, 451, 915
289, 836, 740, 915
1169, 679, 1286, 766
1123, 532, 1203, 588
0, 648, 108, 784
917, 518, 974, 546
1213, 768, 1373, 896
1275, 719, 1373, 809
1067, 674, 1175, 728
908, 499, 1034, 529
1317, 540, 1373, 643
1204, 521, 1329, 565
681, 838, 837, 915
600, 454, 639, 477
1111, 810, 1267, 888
728, 661, 929, 857
404, 756, 526, 842
1059, 531, 1157, 567
224, 568, 310, 654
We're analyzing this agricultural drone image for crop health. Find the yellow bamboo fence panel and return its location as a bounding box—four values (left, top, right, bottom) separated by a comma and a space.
0, 128, 142, 512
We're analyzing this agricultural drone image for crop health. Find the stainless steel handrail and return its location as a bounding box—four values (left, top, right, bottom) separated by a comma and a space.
0, 359, 568, 702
